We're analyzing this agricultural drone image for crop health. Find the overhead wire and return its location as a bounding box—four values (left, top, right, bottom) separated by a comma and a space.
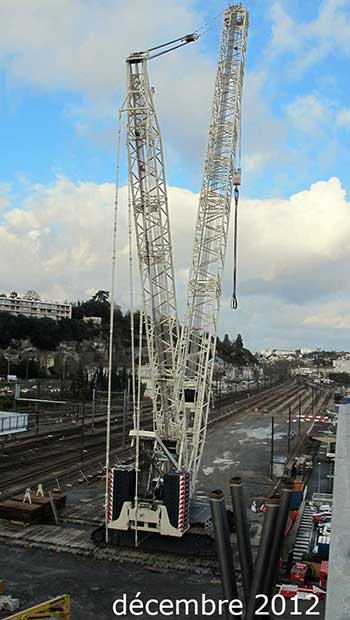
195, 7, 227, 37
128, 179, 136, 435
149, 40, 197, 60
105, 110, 123, 543
133, 7, 227, 61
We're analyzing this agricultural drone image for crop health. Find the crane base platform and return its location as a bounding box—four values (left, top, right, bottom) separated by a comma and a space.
91, 524, 218, 557
91, 497, 234, 558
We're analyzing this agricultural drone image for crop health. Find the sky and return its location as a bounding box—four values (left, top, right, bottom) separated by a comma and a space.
0, 0, 349, 351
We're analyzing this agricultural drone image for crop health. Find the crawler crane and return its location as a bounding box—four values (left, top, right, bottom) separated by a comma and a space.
105, 4, 249, 543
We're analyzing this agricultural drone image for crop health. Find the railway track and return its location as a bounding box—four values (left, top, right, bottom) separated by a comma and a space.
14, 378, 283, 435
0, 382, 333, 572
0, 381, 329, 499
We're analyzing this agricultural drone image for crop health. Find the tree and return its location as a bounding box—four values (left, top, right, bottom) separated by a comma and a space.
71, 362, 90, 400
234, 333, 244, 351
24, 290, 40, 300
329, 372, 350, 386
73, 292, 111, 324
92, 290, 110, 304
222, 334, 232, 353
13, 358, 40, 379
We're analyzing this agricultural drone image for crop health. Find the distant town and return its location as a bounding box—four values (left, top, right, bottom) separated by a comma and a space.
0, 289, 349, 409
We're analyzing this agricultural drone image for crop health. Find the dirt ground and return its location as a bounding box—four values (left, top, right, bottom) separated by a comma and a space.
0, 545, 326, 619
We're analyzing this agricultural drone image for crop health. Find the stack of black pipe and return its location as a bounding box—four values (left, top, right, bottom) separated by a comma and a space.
209, 479, 293, 619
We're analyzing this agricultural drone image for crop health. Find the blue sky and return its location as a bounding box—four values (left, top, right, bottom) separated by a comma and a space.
1, 0, 349, 197
0, 0, 349, 350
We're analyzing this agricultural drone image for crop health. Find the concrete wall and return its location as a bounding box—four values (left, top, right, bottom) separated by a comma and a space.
326, 404, 350, 619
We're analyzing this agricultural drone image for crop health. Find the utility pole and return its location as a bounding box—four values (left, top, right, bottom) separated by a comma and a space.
122, 388, 128, 447
81, 402, 85, 461
61, 355, 66, 394
298, 394, 301, 436
270, 416, 275, 479
35, 402, 40, 435
92, 387, 96, 431
317, 461, 321, 504
288, 404, 291, 453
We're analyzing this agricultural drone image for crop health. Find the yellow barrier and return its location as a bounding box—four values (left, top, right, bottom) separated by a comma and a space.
5, 594, 70, 619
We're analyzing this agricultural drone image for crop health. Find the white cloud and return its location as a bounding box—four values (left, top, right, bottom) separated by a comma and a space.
0, 1, 287, 179
0, 0, 214, 160
0, 183, 12, 209
0, 0, 197, 96
242, 70, 286, 173
336, 108, 350, 127
270, 3, 299, 53
286, 94, 331, 136
269, 0, 350, 73
304, 310, 350, 330
0, 175, 349, 349
238, 177, 349, 289
285, 93, 350, 162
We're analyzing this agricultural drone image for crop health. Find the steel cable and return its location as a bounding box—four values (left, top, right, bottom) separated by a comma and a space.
230, 185, 239, 309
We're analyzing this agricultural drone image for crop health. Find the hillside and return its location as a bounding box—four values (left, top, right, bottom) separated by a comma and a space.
0, 292, 257, 387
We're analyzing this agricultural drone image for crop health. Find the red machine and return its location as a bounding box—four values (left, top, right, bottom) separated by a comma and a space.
290, 563, 310, 585
278, 584, 326, 600
285, 510, 298, 535
312, 511, 332, 524
319, 561, 328, 590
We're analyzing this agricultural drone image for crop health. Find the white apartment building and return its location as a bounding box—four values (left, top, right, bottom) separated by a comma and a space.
0, 293, 72, 320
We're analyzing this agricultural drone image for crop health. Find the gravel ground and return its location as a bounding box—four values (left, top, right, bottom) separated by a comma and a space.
0, 386, 328, 619
0, 545, 221, 620
0, 545, 325, 619
197, 398, 306, 505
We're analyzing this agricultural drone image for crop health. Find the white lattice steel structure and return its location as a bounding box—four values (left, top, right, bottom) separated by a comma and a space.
108, 5, 249, 538
176, 4, 249, 491
125, 54, 180, 440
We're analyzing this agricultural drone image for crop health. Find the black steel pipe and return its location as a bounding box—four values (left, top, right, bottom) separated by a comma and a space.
229, 477, 253, 605
262, 484, 293, 599
209, 489, 238, 615
245, 497, 280, 620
